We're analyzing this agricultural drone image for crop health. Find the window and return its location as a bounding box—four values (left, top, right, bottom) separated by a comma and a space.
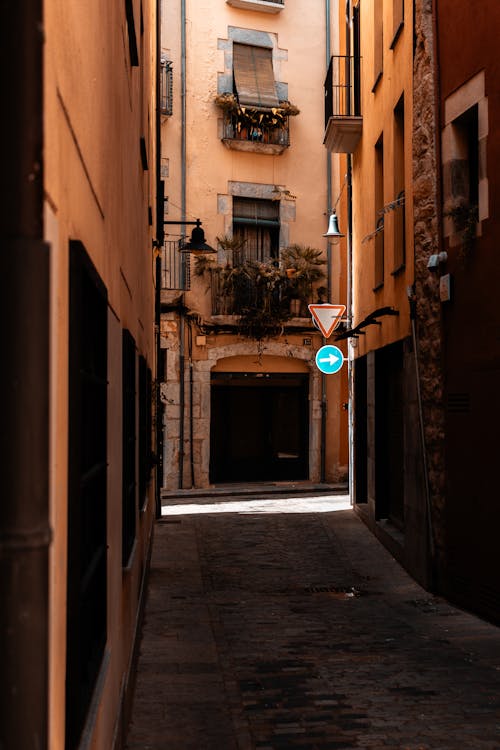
451, 106, 479, 209
374, 135, 384, 289
66, 241, 108, 750
122, 329, 136, 566
124, 0, 139, 67
392, 95, 405, 271
232, 197, 280, 263
442, 72, 488, 244
353, 2, 361, 115
160, 59, 173, 116
138, 356, 152, 510
233, 43, 279, 108
373, 0, 383, 90
391, 0, 404, 48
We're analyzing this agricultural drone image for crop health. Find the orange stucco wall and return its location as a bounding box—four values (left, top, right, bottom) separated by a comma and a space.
44, 1, 157, 746
350, 0, 414, 356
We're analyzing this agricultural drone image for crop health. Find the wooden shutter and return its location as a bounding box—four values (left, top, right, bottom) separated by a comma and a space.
233, 43, 279, 108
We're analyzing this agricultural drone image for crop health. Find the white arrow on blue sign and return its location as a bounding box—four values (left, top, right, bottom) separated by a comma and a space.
315, 344, 344, 374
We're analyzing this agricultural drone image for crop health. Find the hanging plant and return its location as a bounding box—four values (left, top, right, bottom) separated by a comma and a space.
214, 93, 300, 130
194, 243, 326, 340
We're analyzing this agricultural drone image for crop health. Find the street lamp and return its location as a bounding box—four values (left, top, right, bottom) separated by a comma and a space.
323, 212, 345, 244
163, 218, 216, 255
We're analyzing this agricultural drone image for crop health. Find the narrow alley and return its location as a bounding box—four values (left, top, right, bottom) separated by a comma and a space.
126, 489, 500, 749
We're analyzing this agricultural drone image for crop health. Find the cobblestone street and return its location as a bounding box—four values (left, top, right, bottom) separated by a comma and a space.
126, 490, 500, 749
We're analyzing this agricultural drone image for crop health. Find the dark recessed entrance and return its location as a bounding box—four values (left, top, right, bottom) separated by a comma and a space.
210, 372, 309, 483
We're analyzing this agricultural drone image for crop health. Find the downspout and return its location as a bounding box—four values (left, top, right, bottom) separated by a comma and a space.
346, 0, 354, 505
409, 290, 436, 579
155, 0, 164, 516
178, 0, 187, 488
0, 1, 50, 747
321, 0, 332, 483
347, 155, 354, 506
188, 320, 195, 488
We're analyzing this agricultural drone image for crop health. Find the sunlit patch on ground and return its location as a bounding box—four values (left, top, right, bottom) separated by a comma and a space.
162, 494, 351, 516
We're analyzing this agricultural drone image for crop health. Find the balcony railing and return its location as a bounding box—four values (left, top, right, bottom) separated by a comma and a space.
161, 240, 190, 291
209, 267, 314, 319
221, 111, 290, 154
160, 59, 173, 116
324, 55, 362, 153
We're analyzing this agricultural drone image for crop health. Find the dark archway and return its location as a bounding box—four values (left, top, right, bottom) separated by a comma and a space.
210, 372, 309, 483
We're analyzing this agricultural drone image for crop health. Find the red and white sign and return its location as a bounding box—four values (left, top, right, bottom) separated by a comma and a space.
308, 303, 346, 338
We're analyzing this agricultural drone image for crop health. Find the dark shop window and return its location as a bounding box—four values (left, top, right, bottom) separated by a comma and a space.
122, 329, 137, 565
138, 355, 152, 510
66, 241, 108, 750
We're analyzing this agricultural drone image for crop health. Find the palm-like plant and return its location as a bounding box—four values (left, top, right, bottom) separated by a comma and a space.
281, 244, 327, 313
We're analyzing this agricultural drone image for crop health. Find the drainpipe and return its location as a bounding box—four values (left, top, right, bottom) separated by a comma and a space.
408, 289, 436, 586
346, 0, 354, 505
155, 0, 164, 516
0, 1, 49, 747
178, 0, 187, 489
346, 155, 354, 506
187, 320, 195, 488
321, 0, 332, 484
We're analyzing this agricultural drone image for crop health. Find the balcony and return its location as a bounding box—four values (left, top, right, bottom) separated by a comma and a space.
160, 240, 190, 305
160, 59, 173, 116
221, 111, 290, 154
226, 0, 284, 12
324, 55, 362, 153
199, 247, 326, 339
215, 93, 298, 155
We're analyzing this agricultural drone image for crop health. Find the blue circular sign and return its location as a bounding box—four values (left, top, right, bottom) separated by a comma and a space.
315, 345, 344, 374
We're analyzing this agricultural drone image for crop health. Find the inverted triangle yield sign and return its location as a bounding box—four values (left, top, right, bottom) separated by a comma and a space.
308, 303, 346, 338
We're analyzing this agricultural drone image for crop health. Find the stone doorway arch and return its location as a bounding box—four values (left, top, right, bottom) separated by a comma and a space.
191, 342, 321, 488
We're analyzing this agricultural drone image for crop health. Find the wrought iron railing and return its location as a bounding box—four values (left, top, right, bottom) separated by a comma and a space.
161, 240, 190, 290
222, 112, 290, 147
160, 59, 173, 116
209, 267, 313, 317
324, 55, 361, 127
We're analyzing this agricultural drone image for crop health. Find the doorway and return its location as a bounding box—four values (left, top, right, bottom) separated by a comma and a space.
210, 372, 309, 483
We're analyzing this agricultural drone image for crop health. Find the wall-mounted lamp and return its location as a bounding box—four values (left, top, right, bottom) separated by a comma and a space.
323, 212, 345, 244
163, 218, 216, 255
324, 172, 347, 244
426, 251, 448, 270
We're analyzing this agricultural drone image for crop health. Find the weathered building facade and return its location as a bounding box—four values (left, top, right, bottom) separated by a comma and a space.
327, 0, 500, 625
159, 0, 349, 490
2, 1, 160, 747
437, 0, 500, 624
326, 0, 433, 586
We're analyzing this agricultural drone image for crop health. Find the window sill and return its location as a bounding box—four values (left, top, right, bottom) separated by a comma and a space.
372, 282, 384, 292
209, 314, 313, 327
390, 21, 404, 50
371, 71, 383, 94
226, 0, 284, 12
390, 263, 406, 276
222, 138, 288, 155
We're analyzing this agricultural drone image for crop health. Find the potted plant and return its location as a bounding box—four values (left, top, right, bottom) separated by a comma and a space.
281, 244, 327, 316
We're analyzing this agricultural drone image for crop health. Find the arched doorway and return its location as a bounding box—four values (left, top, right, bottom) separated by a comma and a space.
210, 370, 309, 482
208, 353, 313, 483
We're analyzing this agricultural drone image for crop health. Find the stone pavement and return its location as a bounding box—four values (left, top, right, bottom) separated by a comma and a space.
126, 489, 500, 749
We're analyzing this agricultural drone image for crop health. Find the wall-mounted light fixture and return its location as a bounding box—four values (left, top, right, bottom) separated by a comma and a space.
324, 173, 347, 243
323, 212, 345, 243
163, 218, 216, 254
427, 251, 448, 270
